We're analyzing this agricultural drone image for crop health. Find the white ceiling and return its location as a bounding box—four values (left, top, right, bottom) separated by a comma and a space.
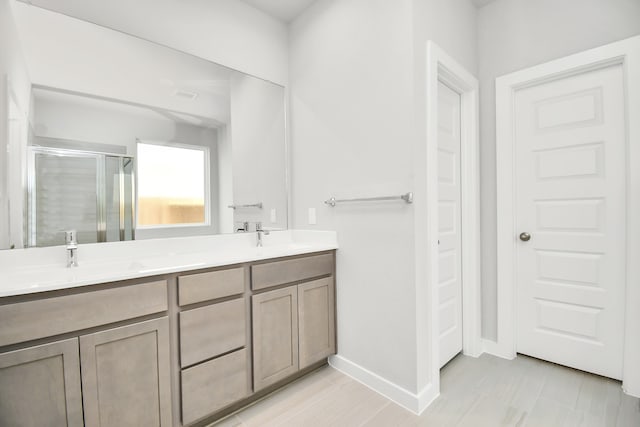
240, 0, 318, 22
241, 0, 498, 22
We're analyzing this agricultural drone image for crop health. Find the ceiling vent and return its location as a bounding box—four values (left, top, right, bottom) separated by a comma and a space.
173, 90, 199, 100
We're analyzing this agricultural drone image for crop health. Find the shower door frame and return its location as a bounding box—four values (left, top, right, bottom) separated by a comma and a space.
27, 146, 135, 247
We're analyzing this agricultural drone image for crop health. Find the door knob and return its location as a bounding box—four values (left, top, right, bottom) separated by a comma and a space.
519, 232, 531, 242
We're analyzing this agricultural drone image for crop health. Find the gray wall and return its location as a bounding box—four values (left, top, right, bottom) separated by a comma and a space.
477, 0, 640, 340
290, 0, 477, 396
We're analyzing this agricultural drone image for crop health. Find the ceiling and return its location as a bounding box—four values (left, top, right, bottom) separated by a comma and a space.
240, 0, 318, 22
242, 0, 498, 23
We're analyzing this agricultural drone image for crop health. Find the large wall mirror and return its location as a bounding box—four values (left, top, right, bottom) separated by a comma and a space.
3, 1, 287, 249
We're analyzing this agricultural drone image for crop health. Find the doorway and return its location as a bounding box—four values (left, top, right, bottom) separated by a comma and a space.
437, 80, 463, 368
495, 36, 640, 396
421, 41, 481, 410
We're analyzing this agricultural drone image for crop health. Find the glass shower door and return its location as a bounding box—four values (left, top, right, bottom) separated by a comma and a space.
30, 150, 99, 247
28, 147, 135, 247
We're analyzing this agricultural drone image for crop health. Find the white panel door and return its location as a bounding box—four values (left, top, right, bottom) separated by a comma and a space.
438, 81, 463, 368
514, 64, 626, 379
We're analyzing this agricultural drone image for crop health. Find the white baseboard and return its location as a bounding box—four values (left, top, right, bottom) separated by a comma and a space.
328, 355, 439, 415
482, 339, 516, 360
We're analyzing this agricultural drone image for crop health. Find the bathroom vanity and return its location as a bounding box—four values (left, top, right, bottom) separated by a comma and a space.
0, 231, 337, 427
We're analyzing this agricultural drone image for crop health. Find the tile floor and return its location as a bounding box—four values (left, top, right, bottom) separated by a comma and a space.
211, 354, 640, 426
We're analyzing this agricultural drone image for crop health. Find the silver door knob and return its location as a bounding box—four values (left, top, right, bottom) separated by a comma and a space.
519, 232, 531, 242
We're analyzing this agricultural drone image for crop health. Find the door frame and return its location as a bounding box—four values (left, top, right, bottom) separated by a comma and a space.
495, 35, 640, 396
420, 41, 481, 408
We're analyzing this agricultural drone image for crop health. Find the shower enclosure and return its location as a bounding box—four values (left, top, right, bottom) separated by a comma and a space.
27, 146, 135, 247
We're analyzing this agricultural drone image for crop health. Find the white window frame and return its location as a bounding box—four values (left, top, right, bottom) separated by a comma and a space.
135, 139, 211, 229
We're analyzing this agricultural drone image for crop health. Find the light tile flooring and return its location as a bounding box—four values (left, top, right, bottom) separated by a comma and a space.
212, 354, 640, 427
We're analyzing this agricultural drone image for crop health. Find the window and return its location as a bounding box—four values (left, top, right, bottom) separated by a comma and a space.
137, 142, 208, 227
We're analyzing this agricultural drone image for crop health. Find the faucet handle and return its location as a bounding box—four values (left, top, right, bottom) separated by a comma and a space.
255, 222, 270, 235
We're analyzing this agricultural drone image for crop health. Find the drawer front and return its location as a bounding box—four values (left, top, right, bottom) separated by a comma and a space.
181, 348, 249, 425
178, 267, 245, 306
251, 253, 333, 291
179, 298, 246, 368
0, 280, 168, 347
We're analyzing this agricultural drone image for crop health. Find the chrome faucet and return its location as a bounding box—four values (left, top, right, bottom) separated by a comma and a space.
65, 230, 78, 267
255, 222, 270, 247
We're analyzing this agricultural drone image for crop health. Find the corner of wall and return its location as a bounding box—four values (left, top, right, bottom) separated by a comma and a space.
328, 355, 439, 415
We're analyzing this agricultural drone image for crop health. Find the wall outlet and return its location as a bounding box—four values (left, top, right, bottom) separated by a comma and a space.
308, 208, 317, 225
270, 208, 277, 223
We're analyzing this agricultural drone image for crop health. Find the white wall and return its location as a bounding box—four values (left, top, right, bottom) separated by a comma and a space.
22, 0, 289, 86
291, 0, 418, 395
413, 0, 477, 74
290, 0, 477, 408
0, 0, 31, 249
229, 73, 287, 232
477, 0, 640, 340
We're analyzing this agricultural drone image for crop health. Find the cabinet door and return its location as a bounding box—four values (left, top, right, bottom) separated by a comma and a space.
252, 286, 298, 391
80, 317, 172, 427
0, 338, 83, 427
298, 277, 336, 369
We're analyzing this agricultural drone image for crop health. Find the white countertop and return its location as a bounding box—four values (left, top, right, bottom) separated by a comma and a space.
0, 230, 338, 298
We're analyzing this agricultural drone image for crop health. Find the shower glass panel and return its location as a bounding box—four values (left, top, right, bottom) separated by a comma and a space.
27, 147, 135, 247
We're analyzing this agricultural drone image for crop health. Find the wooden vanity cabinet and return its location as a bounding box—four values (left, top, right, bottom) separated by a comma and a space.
0, 250, 336, 427
251, 252, 336, 392
0, 279, 172, 427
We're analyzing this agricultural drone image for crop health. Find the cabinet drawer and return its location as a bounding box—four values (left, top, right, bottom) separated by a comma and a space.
0, 280, 168, 347
179, 298, 246, 368
178, 267, 245, 306
251, 253, 333, 291
181, 348, 249, 425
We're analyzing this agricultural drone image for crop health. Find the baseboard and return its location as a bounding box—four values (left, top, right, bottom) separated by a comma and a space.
482, 339, 516, 360
328, 355, 439, 415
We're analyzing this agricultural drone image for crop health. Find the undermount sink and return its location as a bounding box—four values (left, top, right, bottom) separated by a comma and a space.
0, 230, 337, 297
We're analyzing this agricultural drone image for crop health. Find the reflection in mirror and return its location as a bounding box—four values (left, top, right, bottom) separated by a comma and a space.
2, 1, 287, 248
27, 145, 135, 247
137, 141, 207, 227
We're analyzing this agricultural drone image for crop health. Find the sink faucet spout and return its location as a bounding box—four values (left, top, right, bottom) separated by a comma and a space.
65, 230, 78, 267
255, 222, 270, 247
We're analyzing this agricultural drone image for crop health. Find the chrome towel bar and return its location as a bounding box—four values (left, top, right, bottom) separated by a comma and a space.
228, 202, 263, 209
324, 192, 413, 207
